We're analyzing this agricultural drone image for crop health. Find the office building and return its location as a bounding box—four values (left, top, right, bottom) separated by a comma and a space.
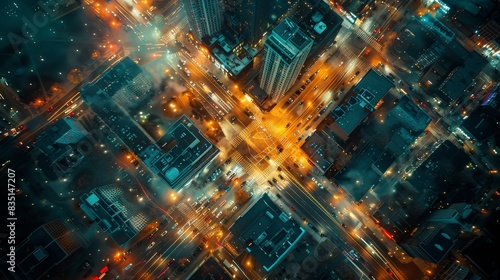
438, 51, 487, 104
81, 57, 154, 111
260, 18, 312, 102
229, 193, 306, 272
80, 185, 149, 246
142, 115, 220, 190
34, 117, 89, 177
427, 203, 475, 232
388, 96, 432, 133
328, 69, 393, 141
13, 219, 82, 280
183, 0, 223, 39
402, 222, 459, 264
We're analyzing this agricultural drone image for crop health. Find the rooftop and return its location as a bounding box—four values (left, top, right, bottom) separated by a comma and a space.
388, 96, 432, 133
79, 185, 148, 246
229, 193, 306, 272
301, 130, 343, 173
145, 115, 219, 189
438, 51, 488, 103
403, 222, 458, 263
406, 140, 470, 192
462, 106, 500, 143
265, 18, 313, 65
16, 219, 81, 280
329, 69, 393, 138
188, 257, 232, 280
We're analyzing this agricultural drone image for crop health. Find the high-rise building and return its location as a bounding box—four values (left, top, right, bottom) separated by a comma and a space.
183, 0, 223, 39
260, 17, 312, 102
232, 0, 291, 46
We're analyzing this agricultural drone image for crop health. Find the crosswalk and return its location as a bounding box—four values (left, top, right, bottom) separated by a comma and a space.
229, 121, 260, 147
352, 27, 383, 53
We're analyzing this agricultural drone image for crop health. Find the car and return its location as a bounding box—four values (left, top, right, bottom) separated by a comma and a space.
286, 122, 291, 128
306, 115, 313, 121
148, 233, 154, 239
125, 263, 133, 270
277, 145, 283, 153
290, 206, 296, 212
349, 249, 360, 260
189, 81, 196, 87
288, 97, 294, 103
276, 193, 282, 198
46, 106, 54, 112
199, 82, 205, 86
161, 230, 168, 236
232, 206, 238, 211
147, 242, 155, 250
341, 223, 346, 228
298, 100, 304, 105
278, 174, 284, 180
272, 178, 278, 184
297, 122, 302, 127
268, 180, 273, 186
66, 100, 74, 106
230, 116, 236, 124
17, 125, 26, 131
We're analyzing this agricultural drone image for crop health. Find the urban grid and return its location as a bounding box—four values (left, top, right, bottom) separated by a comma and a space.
2, 0, 500, 279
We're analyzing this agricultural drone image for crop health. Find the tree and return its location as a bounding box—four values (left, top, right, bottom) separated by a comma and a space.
67, 68, 83, 84
235, 189, 250, 205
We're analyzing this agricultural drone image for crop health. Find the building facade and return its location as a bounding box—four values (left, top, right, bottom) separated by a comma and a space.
183, 0, 223, 39
260, 17, 312, 102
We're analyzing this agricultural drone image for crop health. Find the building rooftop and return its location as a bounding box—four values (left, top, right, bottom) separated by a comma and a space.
145, 115, 219, 189
188, 257, 232, 280
300, 130, 343, 173
81, 56, 154, 110
462, 106, 500, 143
265, 18, 313, 65
16, 219, 81, 280
329, 69, 393, 139
82, 94, 153, 155
385, 127, 416, 156
352, 69, 394, 102
403, 222, 458, 263
419, 13, 455, 42
229, 193, 306, 272
80, 185, 148, 246
405, 140, 470, 193
438, 51, 488, 103
83, 73, 219, 189
388, 96, 432, 133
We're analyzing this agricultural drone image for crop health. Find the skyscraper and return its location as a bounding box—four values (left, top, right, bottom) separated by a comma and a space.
183, 0, 223, 39
260, 17, 312, 102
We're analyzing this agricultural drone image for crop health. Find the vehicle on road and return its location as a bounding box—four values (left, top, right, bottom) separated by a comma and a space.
147, 242, 155, 250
